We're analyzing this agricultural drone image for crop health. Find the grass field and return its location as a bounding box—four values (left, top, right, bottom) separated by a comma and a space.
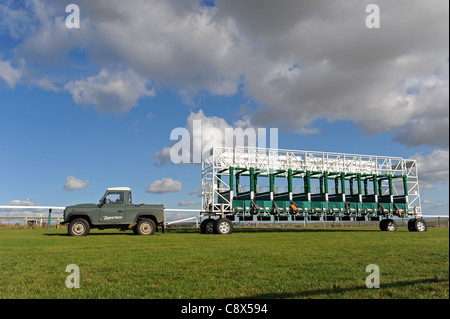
0, 226, 448, 299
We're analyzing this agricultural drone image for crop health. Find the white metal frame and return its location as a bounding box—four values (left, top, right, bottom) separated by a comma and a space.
201, 146, 422, 216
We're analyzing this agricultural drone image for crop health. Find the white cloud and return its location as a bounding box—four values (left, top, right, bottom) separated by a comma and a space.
86, 0, 247, 98
0, 1, 34, 39
188, 189, 202, 197
64, 69, 155, 113
63, 176, 90, 191
411, 149, 449, 188
8, 200, 35, 206
186, 109, 233, 159
177, 200, 201, 207
165, 212, 196, 223
154, 147, 172, 167
0, 59, 21, 88
145, 177, 183, 194
154, 109, 269, 166
154, 110, 232, 166
218, 0, 449, 148
32, 77, 61, 92
2, 0, 448, 149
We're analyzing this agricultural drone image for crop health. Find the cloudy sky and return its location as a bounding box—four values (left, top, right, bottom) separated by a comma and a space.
0, 0, 448, 218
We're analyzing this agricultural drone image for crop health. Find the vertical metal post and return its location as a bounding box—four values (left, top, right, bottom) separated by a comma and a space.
372, 174, 378, 196
229, 167, 234, 192
388, 175, 394, 195
47, 209, 52, 230
340, 172, 346, 194
250, 168, 255, 200
357, 173, 362, 195
320, 176, 324, 194
305, 171, 311, 193
287, 169, 293, 194
403, 175, 409, 196
269, 173, 275, 194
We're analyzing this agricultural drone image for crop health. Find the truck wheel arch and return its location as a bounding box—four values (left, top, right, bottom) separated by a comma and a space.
66, 213, 93, 226
132, 213, 159, 231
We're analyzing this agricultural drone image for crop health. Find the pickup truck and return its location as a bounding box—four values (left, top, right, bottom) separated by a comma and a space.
61, 187, 164, 236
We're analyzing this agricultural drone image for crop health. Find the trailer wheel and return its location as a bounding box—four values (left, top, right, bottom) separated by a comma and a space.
380, 219, 397, 231
68, 218, 90, 236
200, 218, 215, 234
407, 218, 416, 231
379, 219, 387, 231
136, 219, 156, 235
413, 219, 427, 232
386, 219, 397, 231
213, 218, 233, 235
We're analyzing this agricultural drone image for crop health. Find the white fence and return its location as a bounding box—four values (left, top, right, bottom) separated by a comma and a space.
0, 205, 448, 228
0, 205, 201, 228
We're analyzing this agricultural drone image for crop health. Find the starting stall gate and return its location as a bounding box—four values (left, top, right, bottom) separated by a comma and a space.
200, 146, 426, 234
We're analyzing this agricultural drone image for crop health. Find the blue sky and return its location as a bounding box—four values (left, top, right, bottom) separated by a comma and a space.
0, 0, 448, 219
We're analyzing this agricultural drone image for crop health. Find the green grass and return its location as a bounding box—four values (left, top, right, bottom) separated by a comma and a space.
0, 226, 448, 299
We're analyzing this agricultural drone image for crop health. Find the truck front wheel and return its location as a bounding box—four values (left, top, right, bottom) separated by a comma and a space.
68, 218, 90, 236
136, 219, 156, 235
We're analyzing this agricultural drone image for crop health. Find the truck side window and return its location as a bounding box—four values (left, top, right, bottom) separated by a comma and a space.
128, 192, 132, 204
105, 192, 124, 204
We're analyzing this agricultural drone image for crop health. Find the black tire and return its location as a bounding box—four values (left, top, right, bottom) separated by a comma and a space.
135, 219, 156, 235
68, 218, 90, 236
413, 219, 427, 232
380, 219, 397, 231
407, 219, 416, 231
385, 219, 397, 232
379, 219, 388, 231
200, 218, 215, 234
213, 218, 233, 235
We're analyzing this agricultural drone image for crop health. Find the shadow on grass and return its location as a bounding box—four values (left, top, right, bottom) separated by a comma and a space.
43, 231, 157, 236
231, 227, 381, 233
160, 226, 383, 234
239, 278, 449, 299
44, 226, 386, 236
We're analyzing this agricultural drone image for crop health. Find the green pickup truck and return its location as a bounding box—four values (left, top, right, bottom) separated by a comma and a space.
61, 187, 164, 236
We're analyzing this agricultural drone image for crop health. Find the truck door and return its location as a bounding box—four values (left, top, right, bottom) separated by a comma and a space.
100, 191, 126, 224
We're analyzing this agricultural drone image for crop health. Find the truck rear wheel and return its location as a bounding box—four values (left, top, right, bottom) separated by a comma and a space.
136, 219, 156, 235
68, 218, 90, 236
